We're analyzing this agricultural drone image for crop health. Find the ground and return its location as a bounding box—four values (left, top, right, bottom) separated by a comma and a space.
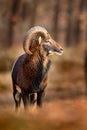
0, 43, 86, 130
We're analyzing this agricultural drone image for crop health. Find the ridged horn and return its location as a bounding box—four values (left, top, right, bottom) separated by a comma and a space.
23, 26, 50, 55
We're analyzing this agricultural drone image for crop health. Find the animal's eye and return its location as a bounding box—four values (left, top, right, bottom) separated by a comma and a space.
45, 41, 51, 45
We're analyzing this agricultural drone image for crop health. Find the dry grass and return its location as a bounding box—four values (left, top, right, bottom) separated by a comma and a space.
47, 45, 85, 99
0, 98, 87, 130
0, 43, 86, 130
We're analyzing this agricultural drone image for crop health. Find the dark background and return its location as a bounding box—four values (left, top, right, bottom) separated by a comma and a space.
0, 0, 87, 130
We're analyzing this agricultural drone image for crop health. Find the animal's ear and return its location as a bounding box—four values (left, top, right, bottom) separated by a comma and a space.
38, 36, 42, 44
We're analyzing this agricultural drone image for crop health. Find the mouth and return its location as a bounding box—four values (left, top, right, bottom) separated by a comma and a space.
56, 49, 63, 55
56, 47, 63, 55
49, 49, 63, 55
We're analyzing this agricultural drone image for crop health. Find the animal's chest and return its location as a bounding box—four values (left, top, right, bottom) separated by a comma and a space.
32, 60, 51, 92
22, 59, 51, 92
35, 59, 51, 81
43, 58, 51, 77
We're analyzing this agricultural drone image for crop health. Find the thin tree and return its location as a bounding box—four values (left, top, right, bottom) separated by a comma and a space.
66, 0, 82, 46
7, 0, 22, 46
30, 0, 39, 27
52, 0, 60, 40
85, 48, 87, 95
21, 1, 30, 21
84, 0, 87, 95
75, 0, 86, 44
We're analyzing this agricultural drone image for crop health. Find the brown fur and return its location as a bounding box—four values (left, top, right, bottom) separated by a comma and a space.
11, 26, 63, 110
12, 39, 51, 110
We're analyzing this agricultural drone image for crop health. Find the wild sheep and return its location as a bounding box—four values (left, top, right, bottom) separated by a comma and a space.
11, 26, 63, 111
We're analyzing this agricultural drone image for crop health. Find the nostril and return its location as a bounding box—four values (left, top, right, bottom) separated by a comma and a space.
60, 47, 63, 51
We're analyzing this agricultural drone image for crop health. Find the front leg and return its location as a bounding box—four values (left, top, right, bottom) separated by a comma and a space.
21, 91, 29, 109
30, 93, 36, 105
37, 90, 45, 107
37, 76, 48, 107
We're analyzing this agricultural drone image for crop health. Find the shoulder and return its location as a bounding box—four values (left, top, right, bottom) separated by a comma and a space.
11, 54, 26, 74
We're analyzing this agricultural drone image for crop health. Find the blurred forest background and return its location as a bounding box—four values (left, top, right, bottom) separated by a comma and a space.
0, 0, 87, 130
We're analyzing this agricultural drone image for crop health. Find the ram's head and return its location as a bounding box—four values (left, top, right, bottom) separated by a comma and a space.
23, 26, 63, 55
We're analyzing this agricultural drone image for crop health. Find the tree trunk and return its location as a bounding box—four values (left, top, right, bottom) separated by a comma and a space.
85, 49, 87, 95
7, 0, 21, 46
66, 0, 82, 47
30, 0, 39, 27
21, 2, 30, 21
52, 0, 60, 40
75, 0, 85, 44
84, 0, 87, 95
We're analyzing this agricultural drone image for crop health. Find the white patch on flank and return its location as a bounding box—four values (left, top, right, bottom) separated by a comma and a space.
15, 91, 20, 101
16, 85, 21, 93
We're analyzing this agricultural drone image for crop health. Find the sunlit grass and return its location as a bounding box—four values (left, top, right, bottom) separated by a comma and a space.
0, 98, 87, 130
0, 43, 86, 130
0, 53, 15, 72
0, 82, 9, 92
0, 45, 23, 72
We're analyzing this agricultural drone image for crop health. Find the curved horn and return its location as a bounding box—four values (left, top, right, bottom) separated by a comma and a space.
23, 26, 50, 55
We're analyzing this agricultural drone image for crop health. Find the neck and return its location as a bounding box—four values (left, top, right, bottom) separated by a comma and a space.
28, 48, 48, 67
